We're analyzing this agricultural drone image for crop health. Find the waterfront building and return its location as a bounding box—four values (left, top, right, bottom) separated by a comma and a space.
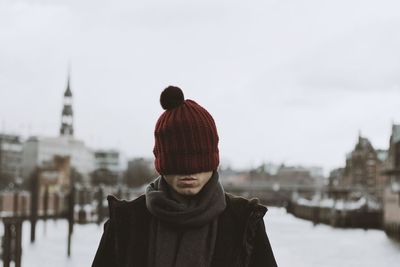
328, 168, 344, 188
383, 124, 400, 240
383, 186, 400, 240
385, 124, 400, 182
37, 155, 71, 193
242, 163, 322, 190
22, 136, 94, 182
274, 165, 317, 187
0, 134, 23, 184
94, 150, 121, 174
91, 150, 121, 185
342, 134, 387, 200
21, 75, 95, 184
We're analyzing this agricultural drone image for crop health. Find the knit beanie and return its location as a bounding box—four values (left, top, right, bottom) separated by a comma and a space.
153, 86, 219, 175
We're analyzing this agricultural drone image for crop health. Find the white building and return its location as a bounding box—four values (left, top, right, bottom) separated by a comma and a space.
94, 149, 121, 174
21, 136, 95, 181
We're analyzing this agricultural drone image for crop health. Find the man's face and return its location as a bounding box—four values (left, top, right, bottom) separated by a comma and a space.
163, 171, 213, 196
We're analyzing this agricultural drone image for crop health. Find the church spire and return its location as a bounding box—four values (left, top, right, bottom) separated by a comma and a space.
64, 74, 72, 97
60, 72, 74, 137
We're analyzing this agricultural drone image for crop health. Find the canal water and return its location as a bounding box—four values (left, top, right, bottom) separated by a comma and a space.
266, 208, 400, 267
12, 208, 400, 266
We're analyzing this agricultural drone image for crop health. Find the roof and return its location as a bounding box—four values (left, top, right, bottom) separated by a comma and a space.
355, 136, 373, 150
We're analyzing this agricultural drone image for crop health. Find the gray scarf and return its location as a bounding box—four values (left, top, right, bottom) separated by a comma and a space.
145, 171, 226, 267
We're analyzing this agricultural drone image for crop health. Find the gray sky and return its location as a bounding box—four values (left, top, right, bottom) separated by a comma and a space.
1, 0, 400, 174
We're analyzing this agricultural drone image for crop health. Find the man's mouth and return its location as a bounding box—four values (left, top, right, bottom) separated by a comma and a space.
177, 177, 197, 186
180, 177, 196, 181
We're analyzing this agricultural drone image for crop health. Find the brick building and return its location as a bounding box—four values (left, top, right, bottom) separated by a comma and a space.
342, 134, 387, 199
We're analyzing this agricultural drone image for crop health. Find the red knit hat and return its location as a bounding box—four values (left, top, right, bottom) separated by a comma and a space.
153, 86, 219, 175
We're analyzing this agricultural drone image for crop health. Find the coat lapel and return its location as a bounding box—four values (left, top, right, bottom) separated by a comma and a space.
211, 194, 248, 267
111, 195, 151, 267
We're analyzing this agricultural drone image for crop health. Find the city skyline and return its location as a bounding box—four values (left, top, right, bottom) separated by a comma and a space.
1, 0, 400, 174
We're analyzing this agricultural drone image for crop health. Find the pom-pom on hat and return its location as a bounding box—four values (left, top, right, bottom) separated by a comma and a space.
159, 86, 185, 110
153, 86, 219, 175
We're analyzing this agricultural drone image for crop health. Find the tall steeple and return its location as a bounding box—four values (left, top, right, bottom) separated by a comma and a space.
60, 72, 74, 137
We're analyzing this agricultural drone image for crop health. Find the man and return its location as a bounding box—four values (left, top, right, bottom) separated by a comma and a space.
92, 86, 277, 267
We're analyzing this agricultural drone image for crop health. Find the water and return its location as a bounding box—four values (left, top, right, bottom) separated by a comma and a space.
11, 208, 400, 266
266, 208, 400, 267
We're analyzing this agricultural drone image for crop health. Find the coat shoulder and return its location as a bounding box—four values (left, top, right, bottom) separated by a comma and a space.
224, 192, 268, 220
106, 194, 148, 221
107, 193, 146, 207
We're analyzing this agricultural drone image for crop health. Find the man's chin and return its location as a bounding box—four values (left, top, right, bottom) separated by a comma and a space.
176, 188, 200, 196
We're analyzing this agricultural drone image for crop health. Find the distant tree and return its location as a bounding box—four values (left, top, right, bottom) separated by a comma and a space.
90, 168, 118, 186
70, 167, 85, 185
0, 172, 15, 190
124, 158, 156, 188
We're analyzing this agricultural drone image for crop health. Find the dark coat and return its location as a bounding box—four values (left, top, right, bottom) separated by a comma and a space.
92, 192, 277, 267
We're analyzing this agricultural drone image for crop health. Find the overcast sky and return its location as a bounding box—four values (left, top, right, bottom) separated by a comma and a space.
1, 0, 400, 174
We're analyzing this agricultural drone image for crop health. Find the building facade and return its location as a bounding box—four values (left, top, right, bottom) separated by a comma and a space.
91, 150, 122, 185
0, 134, 23, 184
383, 124, 400, 240
22, 136, 94, 182
342, 135, 387, 199
328, 167, 344, 188
94, 150, 121, 174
